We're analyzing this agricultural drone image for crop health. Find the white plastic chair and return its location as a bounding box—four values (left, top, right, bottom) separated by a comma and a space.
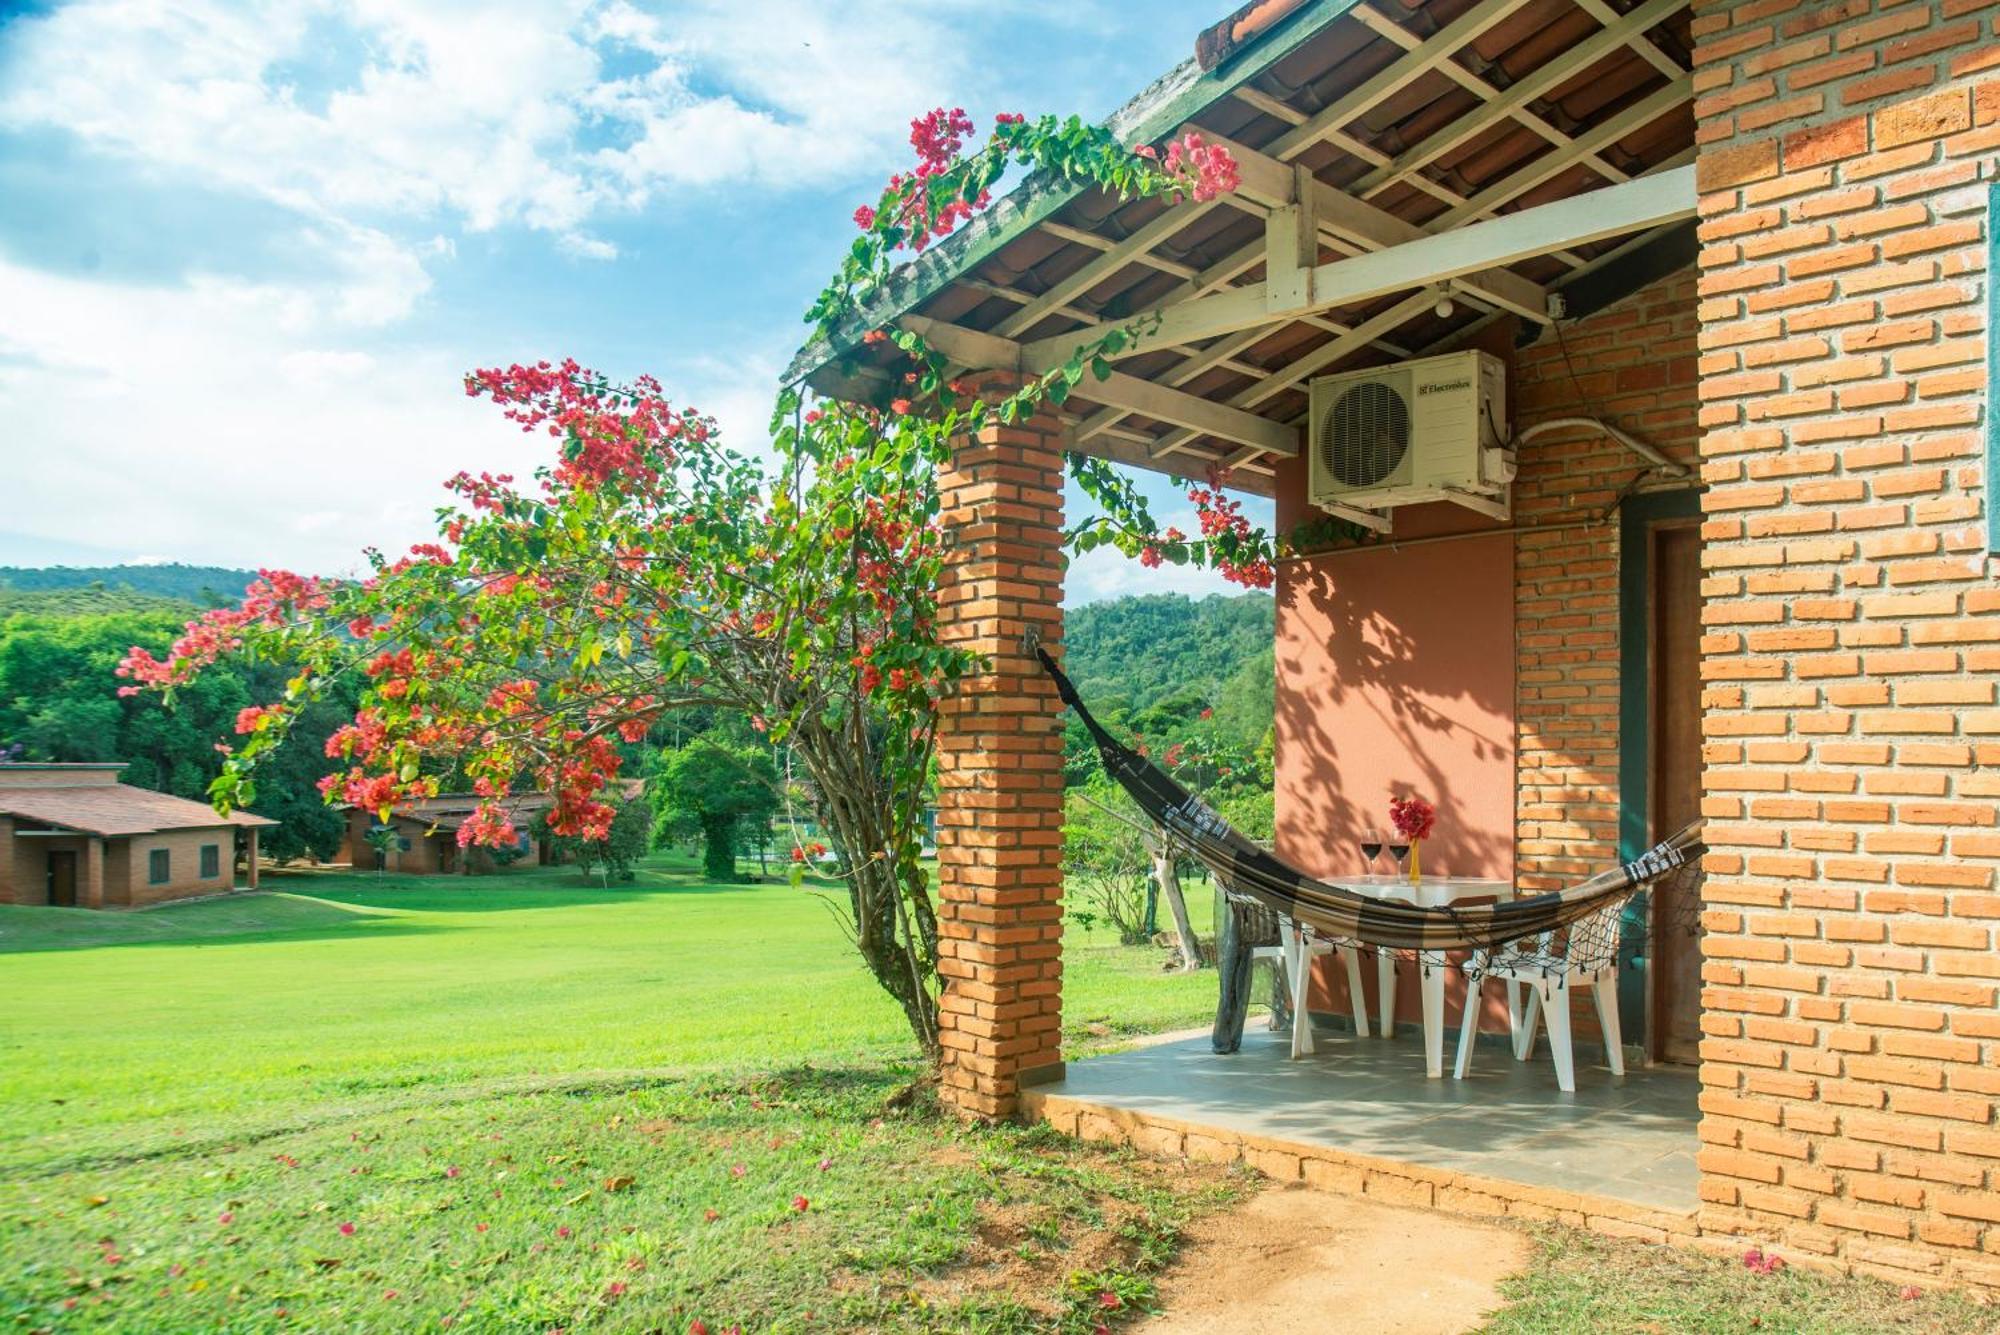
1452, 899, 1626, 1092
1283, 918, 1376, 1058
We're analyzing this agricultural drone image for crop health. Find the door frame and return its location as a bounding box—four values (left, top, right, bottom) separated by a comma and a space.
1614, 487, 1704, 1051
46, 849, 79, 908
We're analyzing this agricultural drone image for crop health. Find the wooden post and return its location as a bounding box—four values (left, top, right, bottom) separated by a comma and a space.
934, 374, 1067, 1120
1151, 843, 1202, 972
245, 828, 259, 890
82, 836, 105, 909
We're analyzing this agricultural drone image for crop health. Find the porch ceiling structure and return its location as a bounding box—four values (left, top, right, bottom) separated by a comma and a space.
785, 0, 1700, 498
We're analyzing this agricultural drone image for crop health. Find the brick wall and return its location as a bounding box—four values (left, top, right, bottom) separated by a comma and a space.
934, 377, 1068, 1120
1692, 0, 2000, 1290
1510, 270, 1703, 891
119, 827, 236, 907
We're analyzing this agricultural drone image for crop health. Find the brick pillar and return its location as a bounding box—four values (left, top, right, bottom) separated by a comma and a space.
1692, 0, 2000, 1292
934, 375, 1067, 1120
82, 836, 105, 909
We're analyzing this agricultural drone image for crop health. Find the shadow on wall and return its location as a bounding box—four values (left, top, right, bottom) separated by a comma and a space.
1274, 528, 1517, 884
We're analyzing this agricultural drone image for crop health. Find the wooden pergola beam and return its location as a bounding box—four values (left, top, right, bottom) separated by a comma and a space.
1022, 165, 1694, 367
901, 315, 1299, 458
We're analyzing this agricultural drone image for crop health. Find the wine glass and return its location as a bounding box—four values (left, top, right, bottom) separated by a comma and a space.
1358, 827, 1384, 872
1389, 840, 1411, 876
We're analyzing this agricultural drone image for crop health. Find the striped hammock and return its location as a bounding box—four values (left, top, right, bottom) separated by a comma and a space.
1041, 649, 1704, 954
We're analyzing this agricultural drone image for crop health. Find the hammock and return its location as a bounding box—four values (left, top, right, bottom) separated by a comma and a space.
1040, 648, 1704, 954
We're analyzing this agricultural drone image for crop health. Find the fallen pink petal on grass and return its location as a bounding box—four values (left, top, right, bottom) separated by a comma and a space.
337, 1222, 356, 1237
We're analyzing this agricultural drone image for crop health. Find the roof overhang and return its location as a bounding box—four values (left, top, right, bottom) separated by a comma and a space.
790, 0, 1697, 497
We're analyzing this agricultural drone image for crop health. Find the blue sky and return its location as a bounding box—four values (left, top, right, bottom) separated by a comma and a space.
0, 0, 1270, 604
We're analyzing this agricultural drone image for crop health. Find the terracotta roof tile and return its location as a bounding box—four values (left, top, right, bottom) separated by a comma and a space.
0, 783, 274, 837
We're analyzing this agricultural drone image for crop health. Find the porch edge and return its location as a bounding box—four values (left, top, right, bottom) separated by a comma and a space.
1021, 1086, 1699, 1242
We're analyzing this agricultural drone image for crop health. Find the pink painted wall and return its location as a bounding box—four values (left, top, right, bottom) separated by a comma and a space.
1274, 529, 1517, 1026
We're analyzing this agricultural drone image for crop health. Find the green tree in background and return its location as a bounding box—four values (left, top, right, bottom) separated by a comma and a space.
0, 603, 351, 862
649, 739, 779, 883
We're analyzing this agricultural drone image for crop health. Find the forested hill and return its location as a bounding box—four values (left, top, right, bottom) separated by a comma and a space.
1061, 592, 1275, 754
0, 564, 258, 610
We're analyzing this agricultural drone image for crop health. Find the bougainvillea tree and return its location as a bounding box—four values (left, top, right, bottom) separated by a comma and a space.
121, 109, 1273, 1060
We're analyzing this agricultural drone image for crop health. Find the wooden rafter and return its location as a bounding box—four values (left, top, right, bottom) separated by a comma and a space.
1350, 0, 1686, 202
1267, 0, 1540, 162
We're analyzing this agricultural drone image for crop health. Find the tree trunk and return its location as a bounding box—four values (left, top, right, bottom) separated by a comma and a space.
701, 814, 737, 882
793, 727, 941, 1065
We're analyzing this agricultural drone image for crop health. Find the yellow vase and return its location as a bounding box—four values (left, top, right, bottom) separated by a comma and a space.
1408, 839, 1422, 886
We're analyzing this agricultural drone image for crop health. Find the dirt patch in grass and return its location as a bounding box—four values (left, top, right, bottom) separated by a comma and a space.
1139, 1184, 1528, 1334
896, 1151, 1241, 1321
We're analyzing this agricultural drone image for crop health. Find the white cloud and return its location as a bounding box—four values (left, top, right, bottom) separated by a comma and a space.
0, 0, 990, 252
0, 256, 544, 574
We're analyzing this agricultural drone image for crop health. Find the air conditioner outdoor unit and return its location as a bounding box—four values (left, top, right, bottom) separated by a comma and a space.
1306, 349, 1513, 527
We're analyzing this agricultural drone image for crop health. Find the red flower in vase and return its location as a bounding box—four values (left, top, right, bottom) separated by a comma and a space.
1388, 796, 1436, 843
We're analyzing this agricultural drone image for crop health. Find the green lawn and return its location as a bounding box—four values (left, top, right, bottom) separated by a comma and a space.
0, 854, 1217, 1178
0, 853, 1233, 1331
4, 855, 1987, 1334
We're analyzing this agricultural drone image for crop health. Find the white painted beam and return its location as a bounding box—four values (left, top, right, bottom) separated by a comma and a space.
898, 315, 1296, 458
1025, 167, 1693, 366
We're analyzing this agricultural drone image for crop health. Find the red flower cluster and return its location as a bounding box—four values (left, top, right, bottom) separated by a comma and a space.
852, 106, 993, 251
1389, 796, 1436, 843
463, 360, 702, 492
1161, 130, 1241, 203
115, 569, 331, 694
1743, 1247, 1785, 1276
909, 106, 974, 171
791, 842, 829, 863
1184, 475, 1276, 589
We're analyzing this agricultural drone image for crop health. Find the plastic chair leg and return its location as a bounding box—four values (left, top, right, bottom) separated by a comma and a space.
1542, 980, 1576, 1092
1454, 972, 1484, 1079
1591, 972, 1625, 1076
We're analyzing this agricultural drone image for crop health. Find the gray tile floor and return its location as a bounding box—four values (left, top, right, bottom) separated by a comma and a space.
1048, 1024, 1700, 1212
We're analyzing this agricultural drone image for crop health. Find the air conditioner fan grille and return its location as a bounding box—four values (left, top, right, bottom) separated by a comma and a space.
1319, 381, 1410, 488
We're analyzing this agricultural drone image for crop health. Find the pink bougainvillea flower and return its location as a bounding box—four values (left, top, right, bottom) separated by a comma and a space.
817, 1157, 833, 1172
474, 1223, 489, 1233
1742, 1246, 1784, 1275
890, 398, 912, 415
445, 1166, 460, 1178
703, 1208, 720, 1222
690, 1322, 709, 1335
556, 1225, 572, 1239
383, 1290, 398, 1301
730, 1163, 745, 1178
1098, 1290, 1121, 1309
791, 1195, 810, 1212
1900, 1285, 1922, 1301
217, 1211, 234, 1225
337, 1221, 356, 1236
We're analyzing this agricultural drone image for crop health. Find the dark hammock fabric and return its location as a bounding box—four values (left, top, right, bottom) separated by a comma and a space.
1040, 648, 1705, 954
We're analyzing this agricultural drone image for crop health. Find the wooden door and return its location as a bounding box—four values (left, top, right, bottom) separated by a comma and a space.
1650, 524, 1704, 1064
47, 851, 78, 908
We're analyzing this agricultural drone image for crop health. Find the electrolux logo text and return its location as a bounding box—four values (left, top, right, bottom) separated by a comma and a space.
1417, 378, 1471, 396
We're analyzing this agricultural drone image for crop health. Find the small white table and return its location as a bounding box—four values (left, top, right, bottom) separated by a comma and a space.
1287, 873, 1514, 1078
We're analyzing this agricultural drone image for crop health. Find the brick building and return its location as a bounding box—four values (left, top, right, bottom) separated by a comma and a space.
0, 763, 272, 908
788, 0, 2000, 1294
340, 794, 557, 875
